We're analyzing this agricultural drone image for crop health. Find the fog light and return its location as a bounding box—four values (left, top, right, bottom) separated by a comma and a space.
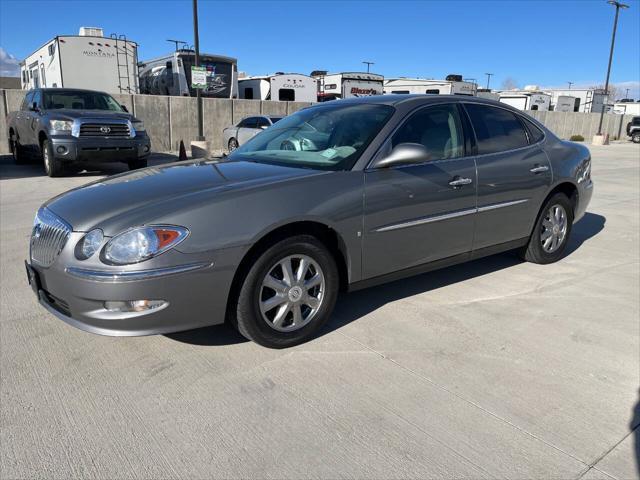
104, 300, 167, 313
56, 146, 67, 154
143, 145, 150, 152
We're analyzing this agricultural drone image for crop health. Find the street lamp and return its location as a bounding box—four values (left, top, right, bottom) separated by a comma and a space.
485, 72, 493, 90
193, 0, 204, 142
596, 0, 629, 136
362, 61, 374, 73
625, 88, 630, 99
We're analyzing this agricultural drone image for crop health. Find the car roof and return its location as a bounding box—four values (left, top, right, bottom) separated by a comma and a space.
315, 94, 508, 109
31, 88, 111, 95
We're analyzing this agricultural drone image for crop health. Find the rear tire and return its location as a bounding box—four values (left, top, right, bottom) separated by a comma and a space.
632, 132, 640, 144
128, 158, 148, 170
520, 193, 573, 264
42, 141, 64, 177
233, 235, 339, 348
9, 134, 27, 164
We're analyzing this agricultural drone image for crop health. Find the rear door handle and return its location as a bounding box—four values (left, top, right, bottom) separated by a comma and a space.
448, 177, 473, 187
530, 165, 549, 174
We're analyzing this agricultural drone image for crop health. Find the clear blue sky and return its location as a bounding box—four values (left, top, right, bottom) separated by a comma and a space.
1, 0, 639, 96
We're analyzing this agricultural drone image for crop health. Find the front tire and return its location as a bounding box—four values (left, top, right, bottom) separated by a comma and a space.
128, 158, 148, 170
632, 132, 640, 144
520, 193, 573, 264
233, 235, 339, 348
42, 141, 64, 177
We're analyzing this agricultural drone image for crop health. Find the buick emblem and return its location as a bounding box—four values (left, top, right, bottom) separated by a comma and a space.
100, 126, 111, 134
33, 224, 42, 239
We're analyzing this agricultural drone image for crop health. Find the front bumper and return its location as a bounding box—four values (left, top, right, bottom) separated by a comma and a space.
50, 134, 151, 163
26, 241, 242, 336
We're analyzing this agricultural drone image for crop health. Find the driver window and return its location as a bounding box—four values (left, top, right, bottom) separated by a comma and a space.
256, 117, 271, 128
392, 104, 464, 161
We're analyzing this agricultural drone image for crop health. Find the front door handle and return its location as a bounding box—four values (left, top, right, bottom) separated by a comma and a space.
530, 165, 549, 174
449, 177, 473, 188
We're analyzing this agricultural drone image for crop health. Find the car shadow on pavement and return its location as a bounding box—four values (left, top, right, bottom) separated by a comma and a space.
168, 212, 605, 347
632, 390, 640, 476
0, 153, 179, 180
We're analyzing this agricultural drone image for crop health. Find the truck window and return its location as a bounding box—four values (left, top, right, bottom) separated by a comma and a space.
31, 90, 42, 109
21, 91, 34, 111
278, 89, 295, 101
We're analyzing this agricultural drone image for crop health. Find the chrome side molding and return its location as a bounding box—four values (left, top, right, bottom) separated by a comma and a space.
65, 262, 213, 282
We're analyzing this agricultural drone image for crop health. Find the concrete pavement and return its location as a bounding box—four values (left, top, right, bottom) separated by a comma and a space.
1, 144, 638, 479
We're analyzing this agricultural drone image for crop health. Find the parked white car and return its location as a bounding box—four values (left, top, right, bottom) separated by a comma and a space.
223, 115, 283, 152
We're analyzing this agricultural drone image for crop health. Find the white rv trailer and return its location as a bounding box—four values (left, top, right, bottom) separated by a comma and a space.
543, 88, 608, 113
19, 27, 138, 94
384, 77, 477, 96
498, 91, 551, 111
238, 74, 317, 102
554, 95, 578, 112
476, 90, 500, 101
611, 102, 640, 115
315, 72, 384, 101
139, 50, 238, 98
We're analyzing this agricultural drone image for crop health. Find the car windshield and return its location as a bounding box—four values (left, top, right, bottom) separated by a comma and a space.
42, 91, 123, 111
230, 103, 394, 170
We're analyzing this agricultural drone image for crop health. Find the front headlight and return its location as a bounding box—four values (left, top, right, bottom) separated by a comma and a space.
75, 229, 104, 260
50, 120, 73, 131
102, 226, 188, 265
132, 120, 146, 132
576, 157, 591, 184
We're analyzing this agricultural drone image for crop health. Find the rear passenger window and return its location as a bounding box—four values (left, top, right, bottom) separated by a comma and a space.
465, 104, 529, 154
392, 103, 464, 161
238, 117, 258, 128
521, 117, 545, 143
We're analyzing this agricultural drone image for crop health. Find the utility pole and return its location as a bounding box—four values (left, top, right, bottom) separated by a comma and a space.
625, 87, 630, 99
362, 61, 374, 73
193, 0, 204, 142
597, 0, 629, 136
568, 81, 574, 89
484, 73, 493, 90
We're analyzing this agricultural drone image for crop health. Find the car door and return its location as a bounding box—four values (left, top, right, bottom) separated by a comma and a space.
362, 103, 477, 279
16, 91, 34, 146
24, 90, 42, 149
237, 117, 259, 144
462, 103, 551, 250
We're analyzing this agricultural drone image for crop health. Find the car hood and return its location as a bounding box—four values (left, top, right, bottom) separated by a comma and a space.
44, 159, 324, 233
46, 109, 135, 121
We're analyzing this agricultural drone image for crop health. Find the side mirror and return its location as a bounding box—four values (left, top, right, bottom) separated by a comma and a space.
260, 125, 268, 130
374, 143, 430, 169
30, 102, 39, 112
121, 105, 128, 113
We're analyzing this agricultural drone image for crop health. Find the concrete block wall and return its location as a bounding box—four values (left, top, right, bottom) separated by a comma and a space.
0, 88, 634, 156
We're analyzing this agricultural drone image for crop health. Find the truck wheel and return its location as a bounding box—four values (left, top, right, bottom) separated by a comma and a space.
128, 159, 148, 170
9, 134, 27, 164
228, 138, 238, 152
42, 141, 64, 177
632, 133, 640, 144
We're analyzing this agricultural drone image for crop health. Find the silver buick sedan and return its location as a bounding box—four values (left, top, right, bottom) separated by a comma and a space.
26, 95, 593, 348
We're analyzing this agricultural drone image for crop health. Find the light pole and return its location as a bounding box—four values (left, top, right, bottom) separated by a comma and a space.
193, 0, 204, 142
362, 61, 374, 73
568, 81, 573, 89
597, 0, 629, 136
484, 73, 493, 90
625, 88, 630, 99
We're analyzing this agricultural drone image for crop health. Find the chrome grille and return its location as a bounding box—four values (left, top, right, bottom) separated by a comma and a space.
79, 123, 130, 137
30, 208, 72, 267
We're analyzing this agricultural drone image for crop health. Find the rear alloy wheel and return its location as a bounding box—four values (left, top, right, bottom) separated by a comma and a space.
42, 141, 63, 177
520, 192, 573, 264
632, 133, 640, 144
234, 235, 339, 348
228, 138, 238, 152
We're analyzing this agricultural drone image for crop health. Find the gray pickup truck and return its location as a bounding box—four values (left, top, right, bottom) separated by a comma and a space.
626, 116, 640, 143
7, 88, 151, 176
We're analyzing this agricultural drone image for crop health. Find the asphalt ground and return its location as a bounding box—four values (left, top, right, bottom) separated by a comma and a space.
1, 144, 638, 479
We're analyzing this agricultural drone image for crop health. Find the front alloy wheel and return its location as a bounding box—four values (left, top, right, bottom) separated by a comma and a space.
233, 235, 339, 348
259, 254, 325, 332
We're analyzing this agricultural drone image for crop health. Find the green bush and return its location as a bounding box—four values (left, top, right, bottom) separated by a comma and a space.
570, 134, 585, 141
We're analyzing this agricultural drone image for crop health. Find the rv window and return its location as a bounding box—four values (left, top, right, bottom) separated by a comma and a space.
244, 88, 254, 99
426, 89, 440, 94
278, 89, 295, 101
531, 105, 538, 110
573, 98, 581, 112
324, 84, 337, 90
464, 104, 529, 154
391, 90, 410, 94
392, 103, 464, 161
48, 44, 55, 56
